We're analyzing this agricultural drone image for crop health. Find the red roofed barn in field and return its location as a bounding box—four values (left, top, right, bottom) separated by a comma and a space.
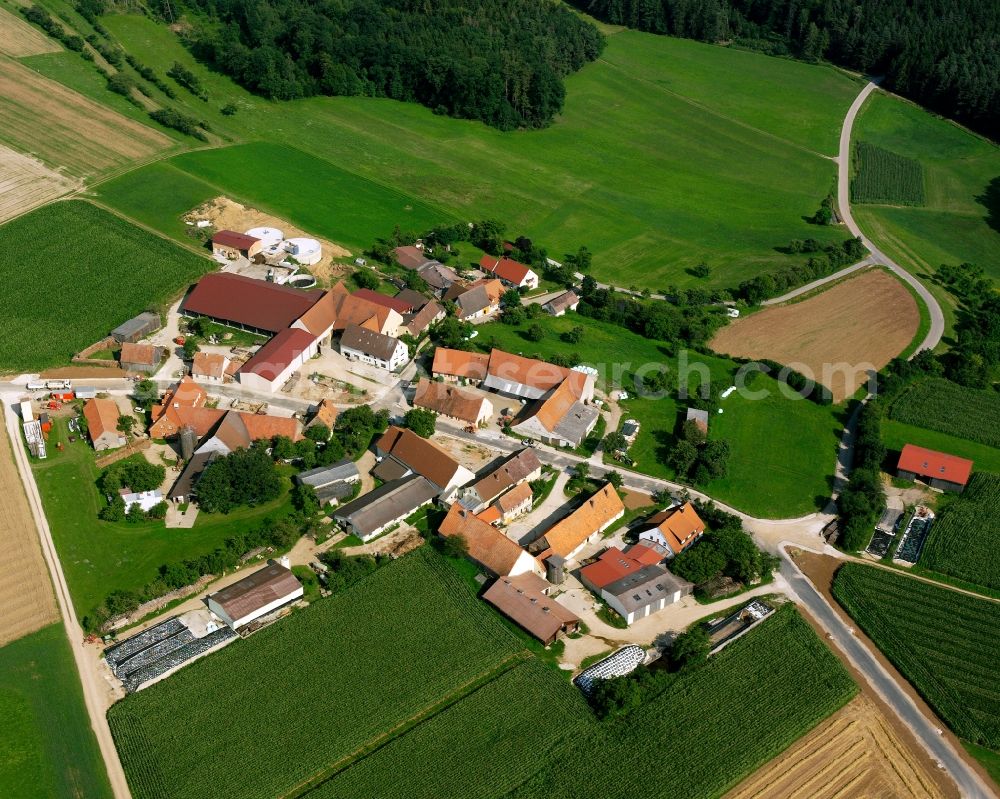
897, 444, 973, 493
212, 230, 262, 260
181, 273, 322, 334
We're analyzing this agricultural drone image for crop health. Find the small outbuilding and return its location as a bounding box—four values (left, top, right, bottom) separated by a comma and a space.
896, 444, 973, 493
111, 312, 161, 344
213, 230, 262, 260
206, 560, 302, 630
482, 573, 579, 645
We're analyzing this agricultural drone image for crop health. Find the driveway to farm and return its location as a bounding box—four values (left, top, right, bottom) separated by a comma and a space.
836, 81, 944, 353
780, 547, 996, 799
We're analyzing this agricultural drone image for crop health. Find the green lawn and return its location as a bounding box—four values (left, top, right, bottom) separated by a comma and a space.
0, 624, 112, 799
0, 200, 210, 372
881, 419, 1000, 474
32, 418, 295, 620
89, 13, 859, 290
852, 92, 1000, 288
478, 313, 840, 518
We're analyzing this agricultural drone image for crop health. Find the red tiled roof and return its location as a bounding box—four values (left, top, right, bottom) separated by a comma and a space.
486, 349, 587, 397
119, 342, 159, 366
580, 543, 663, 589
83, 398, 120, 443
534, 484, 624, 559
181, 273, 322, 333
898, 444, 973, 486
439, 503, 538, 576
213, 230, 261, 250
352, 288, 414, 315
479, 255, 532, 284
643, 502, 705, 556
238, 327, 317, 381
375, 426, 464, 490
412, 378, 490, 424
432, 348, 490, 380
192, 352, 228, 379
394, 245, 432, 270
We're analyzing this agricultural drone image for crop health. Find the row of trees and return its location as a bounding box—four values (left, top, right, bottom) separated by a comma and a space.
736, 237, 867, 305
570, 0, 1000, 139
84, 513, 314, 632
179, 0, 604, 129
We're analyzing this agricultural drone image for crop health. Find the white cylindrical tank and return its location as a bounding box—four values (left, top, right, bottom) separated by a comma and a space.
284, 237, 322, 265
245, 227, 284, 249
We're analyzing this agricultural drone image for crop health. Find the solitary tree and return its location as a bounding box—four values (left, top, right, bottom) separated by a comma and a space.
526, 323, 545, 342
403, 408, 437, 438
669, 625, 711, 670
117, 414, 136, 437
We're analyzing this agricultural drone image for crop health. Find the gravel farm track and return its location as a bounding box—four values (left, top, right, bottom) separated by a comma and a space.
0, 404, 58, 646
0, 56, 174, 179
0, 6, 60, 56
724, 694, 951, 799
709, 269, 920, 402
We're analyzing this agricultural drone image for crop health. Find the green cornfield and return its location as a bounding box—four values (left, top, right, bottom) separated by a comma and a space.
108, 549, 523, 799
921, 473, 1000, 591
851, 141, 925, 205
832, 562, 1000, 748
0, 200, 209, 371
889, 378, 1000, 448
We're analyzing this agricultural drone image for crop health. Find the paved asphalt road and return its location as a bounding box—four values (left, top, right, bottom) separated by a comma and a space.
836, 81, 944, 354
782, 552, 996, 799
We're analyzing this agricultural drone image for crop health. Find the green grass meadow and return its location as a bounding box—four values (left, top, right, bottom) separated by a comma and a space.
478, 313, 839, 517
0, 624, 112, 799
87, 13, 861, 290
0, 200, 210, 372
852, 92, 1000, 287
99, 143, 451, 254
32, 418, 296, 619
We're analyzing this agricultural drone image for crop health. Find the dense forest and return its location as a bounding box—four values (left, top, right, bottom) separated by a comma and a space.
178, 0, 604, 129
569, 0, 1000, 140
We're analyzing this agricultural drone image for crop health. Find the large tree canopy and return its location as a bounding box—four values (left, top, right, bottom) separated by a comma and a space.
570, 0, 1000, 140
182, 0, 604, 129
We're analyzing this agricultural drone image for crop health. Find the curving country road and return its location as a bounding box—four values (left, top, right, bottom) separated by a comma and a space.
836, 81, 945, 353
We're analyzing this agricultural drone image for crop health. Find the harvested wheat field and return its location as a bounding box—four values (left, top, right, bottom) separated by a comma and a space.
0, 410, 58, 646
0, 56, 173, 178
725, 694, 947, 799
0, 143, 78, 223
0, 6, 60, 56
186, 196, 352, 284
710, 270, 919, 401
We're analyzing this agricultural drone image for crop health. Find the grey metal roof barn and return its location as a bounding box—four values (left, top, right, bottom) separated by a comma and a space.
331, 475, 436, 540
294, 459, 361, 504
111, 312, 161, 344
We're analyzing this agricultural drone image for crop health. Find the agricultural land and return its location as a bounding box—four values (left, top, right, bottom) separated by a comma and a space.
477, 312, 840, 518
110, 551, 855, 799
0, 143, 79, 224
851, 141, 926, 206
0, 6, 60, 56
0, 54, 174, 179
709, 269, 919, 402
31, 417, 296, 620
80, 12, 863, 290
723, 694, 947, 799
0, 200, 209, 372
0, 623, 113, 799
887, 378, 1000, 449
920, 473, 1000, 593
0, 412, 57, 646
851, 92, 1000, 295
832, 563, 1000, 751
881, 420, 1000, 476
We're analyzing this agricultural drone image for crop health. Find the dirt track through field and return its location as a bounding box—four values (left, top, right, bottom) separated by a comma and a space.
0, 55, 173, 178
710, 270, 919, 401
0, 143, 79, 223
724, 694, 947, 799
0, 6, 60, 56
0, 405, 58, 646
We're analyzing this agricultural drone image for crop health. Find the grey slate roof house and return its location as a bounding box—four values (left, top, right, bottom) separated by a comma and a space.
339, 324, 408, 371
294, 459, 361, 505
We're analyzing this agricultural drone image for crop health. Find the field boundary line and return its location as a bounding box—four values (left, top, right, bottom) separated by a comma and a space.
282, 651, 530, 799
1, 402, 132, 798
760, 257, 873, 305
846, 555, 1000, 605
596, 56, 836, 160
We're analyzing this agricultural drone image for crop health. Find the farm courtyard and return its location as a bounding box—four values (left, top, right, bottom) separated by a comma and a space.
709, 269, 920, 402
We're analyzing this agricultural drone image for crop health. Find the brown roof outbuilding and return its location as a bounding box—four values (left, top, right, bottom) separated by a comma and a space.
208, 561, 301, 624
